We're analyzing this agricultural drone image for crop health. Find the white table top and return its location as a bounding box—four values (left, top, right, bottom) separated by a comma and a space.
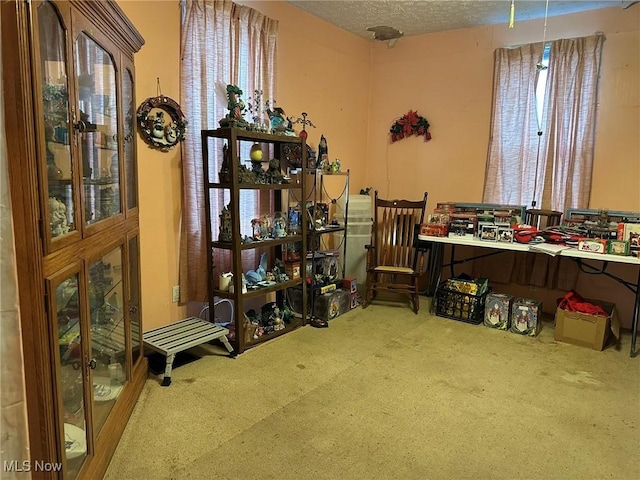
417, 234, 640, 265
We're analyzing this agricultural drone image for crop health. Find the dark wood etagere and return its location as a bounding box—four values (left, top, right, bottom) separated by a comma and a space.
202, 127, 308, 353
2, 1, 146, 478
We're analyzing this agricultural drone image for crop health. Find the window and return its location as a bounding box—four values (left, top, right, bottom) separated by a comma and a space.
179, 0, 278, 301
483, 35, 604, 213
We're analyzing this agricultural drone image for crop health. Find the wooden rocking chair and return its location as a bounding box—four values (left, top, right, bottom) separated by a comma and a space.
363, 191, 429, 314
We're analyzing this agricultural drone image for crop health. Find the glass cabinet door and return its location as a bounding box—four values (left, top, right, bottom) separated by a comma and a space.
52, 272, 88, 479
128, 235, 142, 365
75, 32, 121, 226
123, 67, 138, 212
88, 245, 125, 435
38, 0, 76, 241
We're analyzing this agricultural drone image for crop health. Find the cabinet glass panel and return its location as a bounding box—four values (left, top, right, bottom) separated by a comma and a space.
128, 235, 142, 364
55, 274, 87, 479
38, 1, 76, 239
75, 32, 120, 226
123, 68, 138, 210
89, 246, 124, 434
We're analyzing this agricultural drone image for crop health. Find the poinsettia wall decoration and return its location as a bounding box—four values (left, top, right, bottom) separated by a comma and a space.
390, 110, 432, 143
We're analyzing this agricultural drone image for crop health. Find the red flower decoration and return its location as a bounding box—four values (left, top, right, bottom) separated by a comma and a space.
390, 110, 431, 143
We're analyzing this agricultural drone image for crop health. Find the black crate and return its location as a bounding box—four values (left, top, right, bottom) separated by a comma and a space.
434, 282, 488, 325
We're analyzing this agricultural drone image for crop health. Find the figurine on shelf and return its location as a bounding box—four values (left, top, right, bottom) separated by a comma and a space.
273, 211, 287, 238
266, 158, 284, 184
219, 204, 232, 242
251, 216, 271, 240
219, 143, 231, 184
317, 134, 328, 169
329, 158, 341, 173
294, 112, 316, 140
218, 84, 248, 129
247, 90, 270, 132
267, 106, 295, 135
49, 196, 70, 237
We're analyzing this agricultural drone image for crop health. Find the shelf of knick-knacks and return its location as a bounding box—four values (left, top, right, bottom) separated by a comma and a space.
304, 169, 350, 309
202, 127, 308, 353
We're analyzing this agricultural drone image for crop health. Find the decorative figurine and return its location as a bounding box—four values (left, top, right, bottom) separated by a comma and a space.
151, 110, 165, 138
219, 143, 231, 184
273, 211, 287, 238
317, 134, 328, 169
266, 158, 284, 184
288, 205, 302, 234
267, 106, 286, 132
267, 106, 295, 135
219, 204, 233, 242
247, 89, 270, 131
294, 112, 316, 140
329, 158, 341, 173
219, 84, 248, 128
49, 196, 70, 237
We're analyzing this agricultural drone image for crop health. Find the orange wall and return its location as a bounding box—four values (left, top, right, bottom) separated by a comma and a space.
117, 1, 184, 329
366, 6, 640, 212
118, 1, 640, 330
240, 0, 371, 190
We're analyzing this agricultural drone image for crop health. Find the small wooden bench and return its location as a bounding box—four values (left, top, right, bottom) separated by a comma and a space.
143, 317, 234, 386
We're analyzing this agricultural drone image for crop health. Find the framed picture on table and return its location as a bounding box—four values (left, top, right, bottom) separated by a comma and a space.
480, 225, 499, 241
498, 227, 514, 243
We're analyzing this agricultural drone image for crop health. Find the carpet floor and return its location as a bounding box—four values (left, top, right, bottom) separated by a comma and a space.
104, 300, 640, 480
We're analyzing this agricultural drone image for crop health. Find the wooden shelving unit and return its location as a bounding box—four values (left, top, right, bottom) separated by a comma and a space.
202, 127, 308, 353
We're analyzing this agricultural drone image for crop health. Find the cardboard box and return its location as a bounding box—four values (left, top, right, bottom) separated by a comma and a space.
554, 299, 620, 351
342, 277, 357, 293
349, 292, 358, 309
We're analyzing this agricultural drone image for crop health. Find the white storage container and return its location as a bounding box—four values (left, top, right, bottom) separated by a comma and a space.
333, 195, 372, 287
347, 220, 372, 236
348, 195, 373, 220
334, 233, 369, 286
337, 195, 373, 222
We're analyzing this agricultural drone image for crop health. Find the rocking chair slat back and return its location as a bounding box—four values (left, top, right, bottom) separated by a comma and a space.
375, 195, 428, 269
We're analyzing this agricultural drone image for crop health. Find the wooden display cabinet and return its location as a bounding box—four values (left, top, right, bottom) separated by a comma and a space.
2, 1, 146, 478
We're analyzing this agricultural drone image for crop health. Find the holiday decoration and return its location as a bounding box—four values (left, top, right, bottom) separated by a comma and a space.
389, 110, 431, 143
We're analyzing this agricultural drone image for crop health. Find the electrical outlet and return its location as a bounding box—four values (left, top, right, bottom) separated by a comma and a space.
172, 285, 180, 303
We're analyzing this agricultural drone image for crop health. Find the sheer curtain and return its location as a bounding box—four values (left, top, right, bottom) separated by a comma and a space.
480, 34, 604, 290
483, 34, 604, 212
179, 0, 277, 302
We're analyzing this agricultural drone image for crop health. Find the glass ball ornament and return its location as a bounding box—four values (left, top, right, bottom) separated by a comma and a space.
250, 142, 263, 162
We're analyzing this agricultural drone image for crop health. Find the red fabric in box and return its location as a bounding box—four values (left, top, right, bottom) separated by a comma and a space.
557, 290, 608, 317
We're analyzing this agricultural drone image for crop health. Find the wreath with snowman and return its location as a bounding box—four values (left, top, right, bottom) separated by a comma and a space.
136, 95, 187, 151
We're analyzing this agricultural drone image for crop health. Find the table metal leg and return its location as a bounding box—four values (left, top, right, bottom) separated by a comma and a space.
631, 268, 640, 357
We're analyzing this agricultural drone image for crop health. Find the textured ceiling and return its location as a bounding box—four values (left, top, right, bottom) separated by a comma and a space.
286, 0, 637, 41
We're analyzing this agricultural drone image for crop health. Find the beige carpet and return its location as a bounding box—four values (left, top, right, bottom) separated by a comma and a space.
104, 300, 640, 480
